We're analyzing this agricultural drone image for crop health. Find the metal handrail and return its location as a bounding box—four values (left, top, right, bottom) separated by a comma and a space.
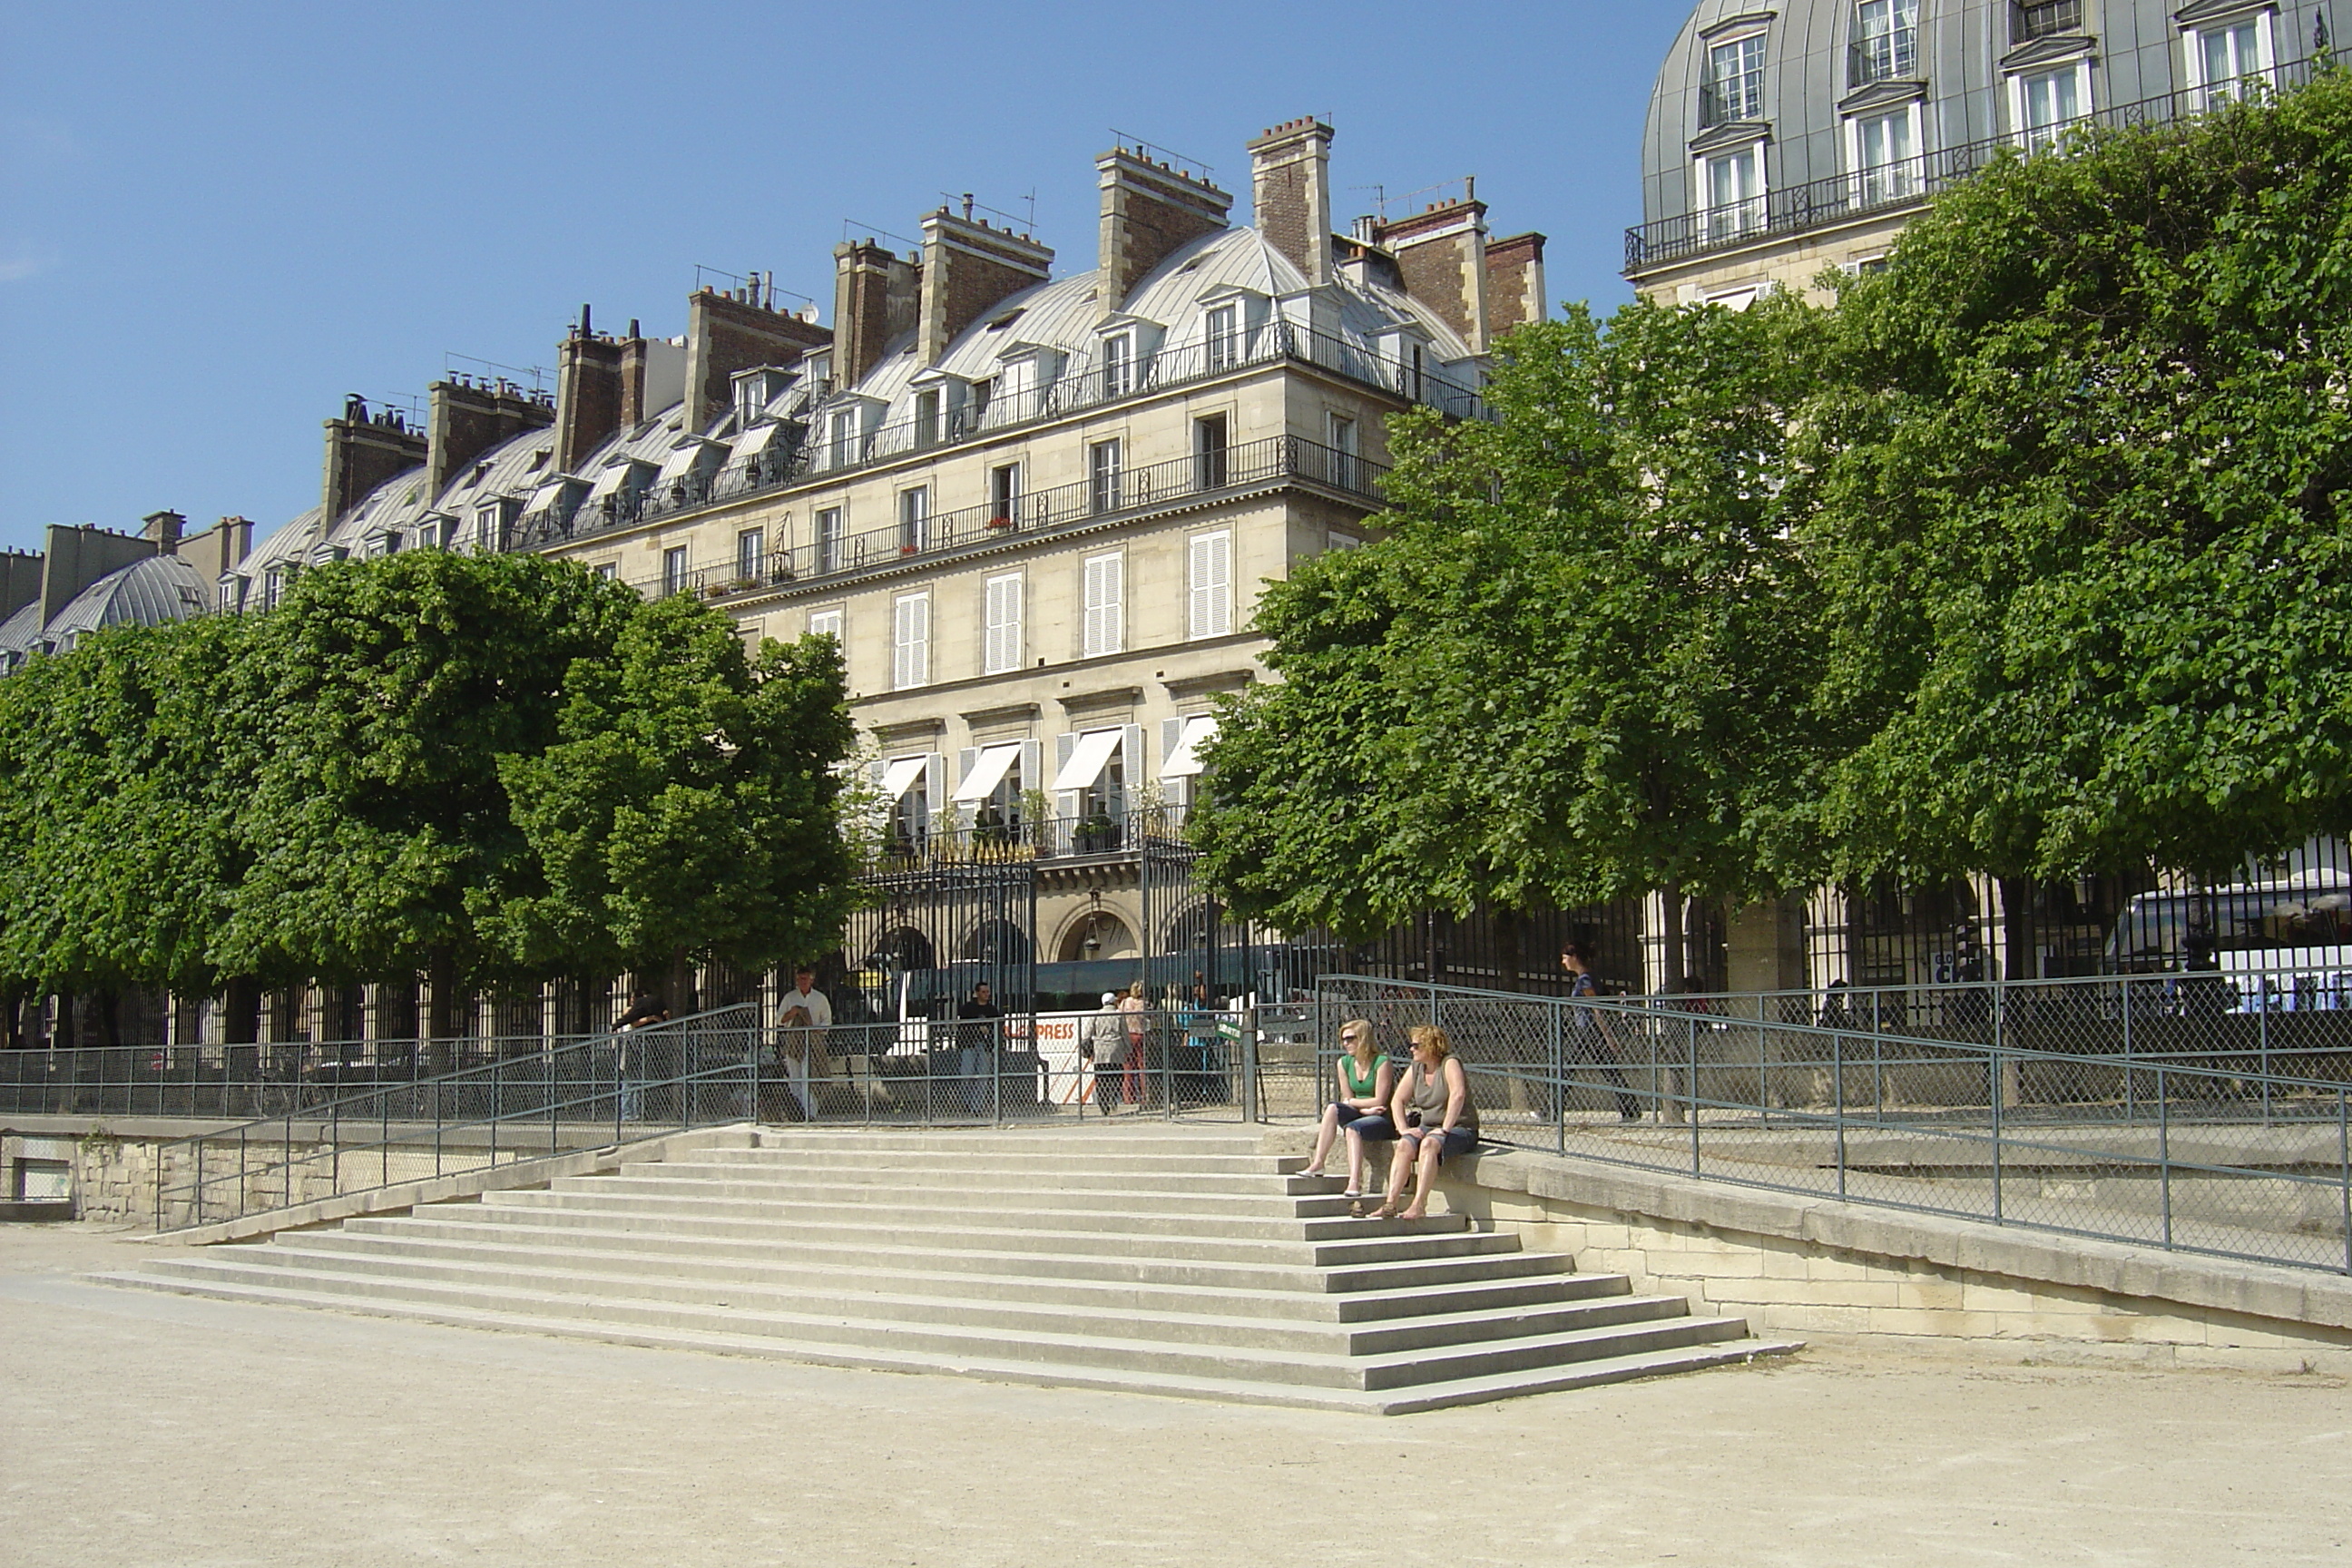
1626, 56, 2320, 272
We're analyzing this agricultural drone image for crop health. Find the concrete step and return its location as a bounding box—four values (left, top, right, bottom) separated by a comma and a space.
96, 1123, 1798, 1411
557, 1171, 1360, 1219
139, 1243, 1691, 1358
105, 1256, 1754, 1392
336, 1212, 1576, 1295
90, 1269, 1797, 1414
280, 1227, 1619, 1321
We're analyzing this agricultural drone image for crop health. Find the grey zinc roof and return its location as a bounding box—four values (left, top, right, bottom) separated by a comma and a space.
41, 554, 211, 653
0, 598, 41, 663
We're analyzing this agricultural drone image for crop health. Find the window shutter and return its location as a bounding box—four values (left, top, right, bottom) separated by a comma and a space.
1122, 723, 1145, 814
894, 593, 929, 689
920, 753, 945, 837
1189, 531, 1230, 639
985, 573, 1021, 675
956, 748, 977, 828
1083, 553, 1123, 658
1054, 732, 1080, 845
1017, 738, 1043, 824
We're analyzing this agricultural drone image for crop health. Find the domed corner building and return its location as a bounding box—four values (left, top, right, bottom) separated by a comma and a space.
0, 512, 253, 676
1625, 0, 2340, 308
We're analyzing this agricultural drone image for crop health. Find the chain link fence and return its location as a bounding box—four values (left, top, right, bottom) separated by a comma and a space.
1313, 975, 2352, 1276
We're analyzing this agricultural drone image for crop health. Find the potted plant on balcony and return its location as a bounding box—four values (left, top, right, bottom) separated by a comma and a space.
986, 513, 1013, 531
898, 543, 919, 556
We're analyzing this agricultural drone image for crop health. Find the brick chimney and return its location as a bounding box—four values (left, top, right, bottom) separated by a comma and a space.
426, 377, 554, 497
140, 510, 186, 553
0, 550, 42, 621
918, 207, 1053, 363
321, 395, 428, 524
1376, 189, 1491, 352
831, 240, 922, 391
1248, 118, 1334, 287
554, 308, 625, 474
685, 286, 833, 427
179, 516, 254, 583
1485, 231, 1548, 338
1095, 152, 1229, 317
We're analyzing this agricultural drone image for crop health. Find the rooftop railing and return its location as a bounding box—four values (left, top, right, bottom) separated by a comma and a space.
627, 434, 1382, 602
1626, 56, 2318, 274
519, 324, 1475, 550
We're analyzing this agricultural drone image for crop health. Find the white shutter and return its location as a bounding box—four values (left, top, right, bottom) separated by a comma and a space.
893, 593, 929, 690
1017, 738, 1043, 828
1189, 530, 1230, 640
1121, 722, 1145, 814
955, 747, 977, 828
1083, 552, 1122, 658
1161, 717, 1193, 808
1054, 732, 1081, 846
984, 573, 1021, 674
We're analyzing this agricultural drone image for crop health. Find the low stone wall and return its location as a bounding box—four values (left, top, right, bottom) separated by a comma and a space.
1262, 1128, 2352, 1374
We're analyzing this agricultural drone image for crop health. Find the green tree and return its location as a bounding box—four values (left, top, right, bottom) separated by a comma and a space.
1191, 294, 1825, 944
214, 551, 639, 1027
1808, 67, 2352, 885
0, 613, 252, 1041
490, 599, 855, 1009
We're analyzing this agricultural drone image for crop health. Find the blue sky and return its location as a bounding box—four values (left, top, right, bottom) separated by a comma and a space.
0, 1, 1685, 556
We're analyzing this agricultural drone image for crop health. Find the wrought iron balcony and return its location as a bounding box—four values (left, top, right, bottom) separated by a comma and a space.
626, 433, 1384, 603
1628, 56, 2316, 275
517, 325, 1478, 551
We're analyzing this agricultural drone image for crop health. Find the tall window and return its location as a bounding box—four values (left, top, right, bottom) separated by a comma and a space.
984, 573, 1023, 675
892, 592, 930, 690
815, 506, 843, 573
1852, 106, 1917, 204
1194, 414, 1230, 490
899, 486, 929, 553
1701, 34, 1767, 127
1083, 552, 1124, 658
1090, 438, 1123, 514
2012, 0, 2082, 43
662, 545, 690, 597
914, 388, 941, 448
808, 608, 843, 641
1702, 144, 1767, 239
1851, 0, 1917, 85
828, 408, 857, 470
1102, 333, 1134, 399
1326, 412, 1357, 491
736, 527, 764, 582
593, 562, 618, 581
1204, 304, 1240, 371
2019, 64, 2084, 152
1188, 529, 1231, 640
990, 462, 1022, 524
2196, 16, 2270, 109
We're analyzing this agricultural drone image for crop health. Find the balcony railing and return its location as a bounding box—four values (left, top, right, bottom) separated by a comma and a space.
1628, 56, 2317, 273
867, 806, 1196, 869
623, 433, 1384, 602
518, 325, 1479, 551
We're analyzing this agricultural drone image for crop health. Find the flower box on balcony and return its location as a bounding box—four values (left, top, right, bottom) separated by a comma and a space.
898, 544, 918, 556
986, 514, 1013, 530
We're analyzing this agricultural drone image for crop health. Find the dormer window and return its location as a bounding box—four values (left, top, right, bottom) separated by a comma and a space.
1701, 34, 1767, 128
1102, 333, 1135, 399
1204, 304, 1240, 372
1851, 0, 1917, 85
2012, 0, 2082, 44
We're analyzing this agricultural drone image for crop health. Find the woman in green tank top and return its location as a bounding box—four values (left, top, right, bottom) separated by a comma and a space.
1300, 1018, 1396, 1198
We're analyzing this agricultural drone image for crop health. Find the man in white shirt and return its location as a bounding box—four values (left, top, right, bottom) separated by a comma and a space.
779, 967, 834, 1119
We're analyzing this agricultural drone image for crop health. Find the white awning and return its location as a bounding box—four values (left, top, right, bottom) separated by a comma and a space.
654, 440, 715, 485
877, 755, 927, 801
583, 459, 647, 503
951, 743, 1023, 804
1050, 728, 1124, 792
733, 422, 786, 460
1160, 716, 1219, 779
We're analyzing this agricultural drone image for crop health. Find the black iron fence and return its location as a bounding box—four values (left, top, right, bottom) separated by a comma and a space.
1627, 56, 2320, 272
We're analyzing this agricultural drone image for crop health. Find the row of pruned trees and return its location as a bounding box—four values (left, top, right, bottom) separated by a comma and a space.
0, 551, 853, 1046
1193, 67, 2352, 963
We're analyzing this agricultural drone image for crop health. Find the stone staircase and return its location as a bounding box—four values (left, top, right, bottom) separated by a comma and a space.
97, 1125, 1798, 1413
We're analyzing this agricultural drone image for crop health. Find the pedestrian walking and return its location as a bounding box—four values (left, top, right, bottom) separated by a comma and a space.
1560, 942, 1642, 1122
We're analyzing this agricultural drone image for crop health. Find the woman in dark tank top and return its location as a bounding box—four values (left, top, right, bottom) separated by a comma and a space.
1371, 1024, 1478, 1221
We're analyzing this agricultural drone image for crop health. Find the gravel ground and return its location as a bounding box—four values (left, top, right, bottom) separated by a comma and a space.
2, 1221, 2347, 1568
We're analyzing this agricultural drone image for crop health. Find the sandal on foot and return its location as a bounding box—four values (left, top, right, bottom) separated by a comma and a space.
1349, 1198, 1377, 1218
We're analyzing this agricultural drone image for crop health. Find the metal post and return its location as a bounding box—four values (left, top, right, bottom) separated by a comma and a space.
2340, 1089, 2349, 1277
1989, 1036, 2003, 1225
2259, 986, 2273, 1125
1835, 1028, 1847, 1200
2159, 1065, 2173, 1250
1551, 1001, 1565, 1158
1690, 1010, 1702, 1178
